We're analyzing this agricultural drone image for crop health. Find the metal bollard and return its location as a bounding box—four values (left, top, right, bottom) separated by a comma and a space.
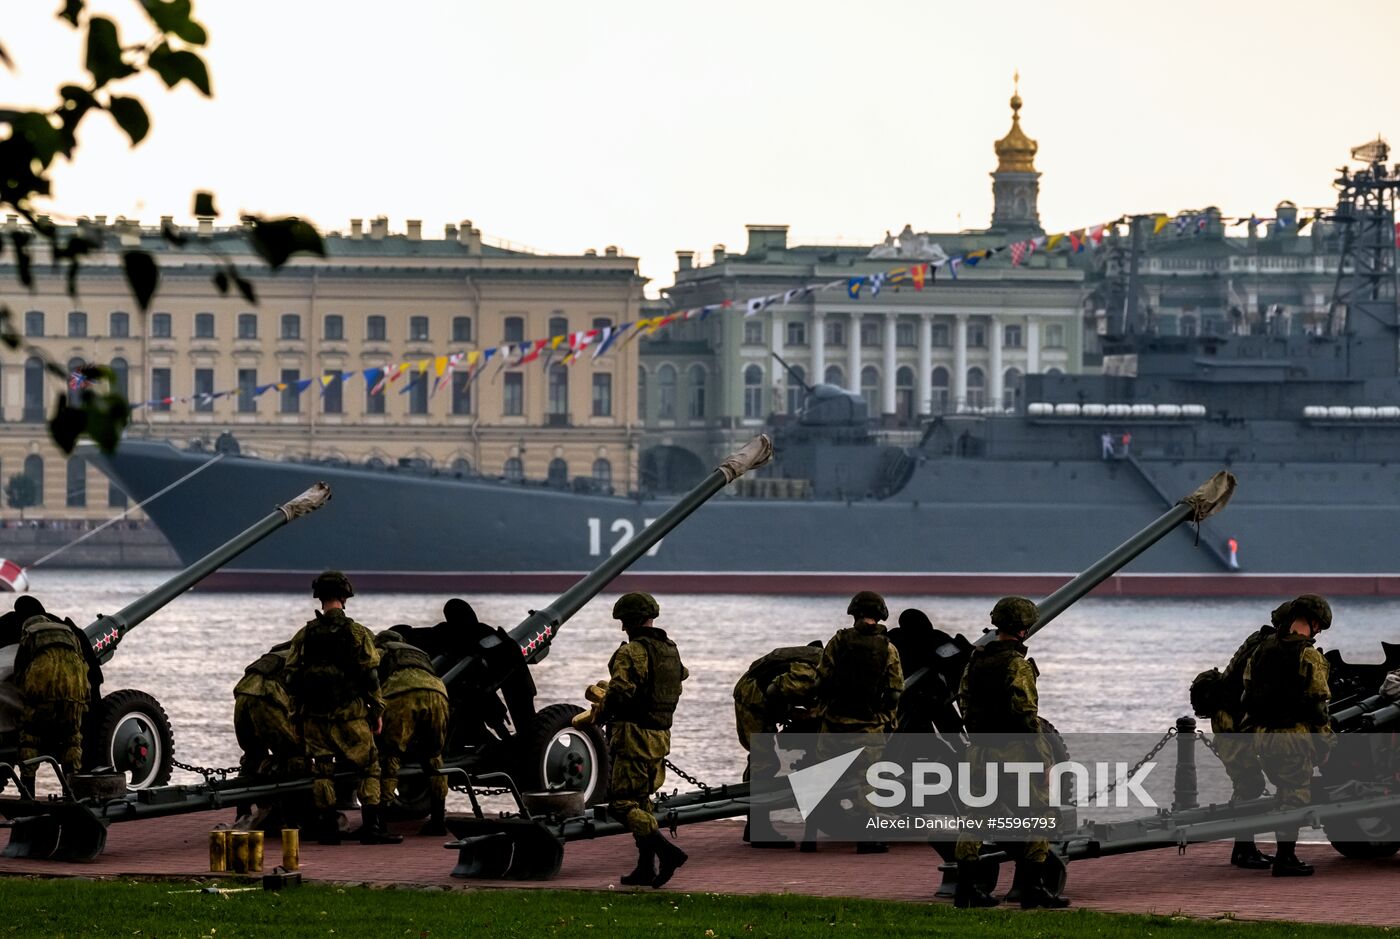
1172, 715, 1199, 811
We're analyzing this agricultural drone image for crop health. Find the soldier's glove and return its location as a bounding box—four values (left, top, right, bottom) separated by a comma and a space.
572, 682, 610, 728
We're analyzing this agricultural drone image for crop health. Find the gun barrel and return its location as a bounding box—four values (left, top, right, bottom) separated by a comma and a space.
84, 482, 332, 661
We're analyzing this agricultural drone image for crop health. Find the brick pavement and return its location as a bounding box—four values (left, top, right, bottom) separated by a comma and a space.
2, 812, 1397, 927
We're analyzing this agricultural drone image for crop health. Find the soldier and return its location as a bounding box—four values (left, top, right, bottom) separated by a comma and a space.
375, 628, 451, 836
14, 611, 90, 790
231, 640, 304, 827
1242, 593, 1333, 877
283, 570, 402, 846
953, 597, 1069, 910
733, 640, 822, 847
592, 592, 689, 888
1189, 599, 1293, 869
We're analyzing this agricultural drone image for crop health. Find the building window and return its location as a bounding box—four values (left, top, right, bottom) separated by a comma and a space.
785, 365, 806, 415
549, 315, 568, 338
238, 313, 258, 339
592, 316, 612, 330
152, 313, 172, 338
237, 368, 257, 413
409, 315, 429, 341
1045, 323, 1066, 348
931, 366, 950, 413
860, 365, 879, 414
451, 371, 472, 415
931, 322, 950, 347
366, 315, 386, 341
451, 457, 471, 476
967, 323, 986, 348
824, 364, 844, 387
743, 364, 763, 419
503, 372, 524, 416
24, 311, 43, 337
407, 371, 427, 414
1003, 324, 1023, 348
194, 368, 214, 412
504, 457, 524, 482
966, 366, 985, 409
66, 456, 86, 507
110, 358, 129, 398
324, 314, 344, 341
786, 321, 807, 346
687, 365, 706, 420
504, 316, 525, 343
591, 372, 612, 417
193, 312, 214, 339
365, 378, 385, 415
452, 316, 472, 342
657, 365, 676, 420
23, 356, 44, 421
109, 311, 129, 337
281, 314, 301, 340
896, 321, 915, 347
547, 458, 568, 488
280, 368, 300, 414
108, 480, 128, 508
323, 369, 343, 414
68, 310, 87, 338
23, 454, 43, 506
150, 367, 172, 411
1003, 367, 1024, 410
592, 458, 612, 491
825, 320, 845, 347
896, 366, 915, 420
859, 318, 880, 347
637, 366, 647, 421
743, 320, 764, 345
547, 364, 568, 418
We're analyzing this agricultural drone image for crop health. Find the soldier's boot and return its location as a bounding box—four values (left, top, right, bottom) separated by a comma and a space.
1017, 861, 1071, 909
798, 817, 818, 853
1271, 842, 1314, 877
745, 816, 795, 849
952, 861, 1000, 909
417, 798, 448, 837
1230, 838, 1274, 870
357, 804, 404, 845
646, 832, 688, 888
1003, 860, 1032, 903
620, 835, 656, 885
316, 809, 342, 846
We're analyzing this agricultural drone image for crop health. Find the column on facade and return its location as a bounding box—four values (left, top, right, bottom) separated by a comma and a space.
989, 314, 1004, 412
847, 312, 862, 395
916, 313, 932, 416
1026, 316, 1040, 375
769, 308, 785, 413
812, 310, 826, 384
881, 312, 897, 416
953, 314, 968, 411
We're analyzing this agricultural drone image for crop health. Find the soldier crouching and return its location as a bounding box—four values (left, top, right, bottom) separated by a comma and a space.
16, 613, 90, 789
231, 641, 304, 827
375, 628, 451, 836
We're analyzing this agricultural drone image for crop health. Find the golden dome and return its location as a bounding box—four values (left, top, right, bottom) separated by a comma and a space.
994, 76, 1038, 174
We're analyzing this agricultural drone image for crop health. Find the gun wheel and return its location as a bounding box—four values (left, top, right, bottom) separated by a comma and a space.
517, 703, 610, 806
88, 689, 174, 790
1326, 814, 1400, 858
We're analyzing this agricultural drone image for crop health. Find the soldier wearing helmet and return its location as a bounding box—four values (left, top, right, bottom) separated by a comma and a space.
1243, 593, 1334, 877
587, 592, 689, 888
283, 571, 401, 846
374, 628, 451, 836
953, 596, 1069, 910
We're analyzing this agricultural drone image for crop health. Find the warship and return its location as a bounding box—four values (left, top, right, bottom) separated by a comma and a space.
87, 143, 1400, 596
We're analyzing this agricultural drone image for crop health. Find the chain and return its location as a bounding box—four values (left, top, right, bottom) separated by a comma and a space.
1070, 728, 1176, 807
171, 758, 241, 781
1194, 729, 1224, 761
664, 758, 712, 794
450, 783, 512, 797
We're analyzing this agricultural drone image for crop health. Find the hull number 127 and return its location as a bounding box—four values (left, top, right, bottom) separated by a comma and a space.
587, 518, 662, 557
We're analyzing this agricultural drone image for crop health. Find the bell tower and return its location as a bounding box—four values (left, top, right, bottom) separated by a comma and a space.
990, 73, 1043, 235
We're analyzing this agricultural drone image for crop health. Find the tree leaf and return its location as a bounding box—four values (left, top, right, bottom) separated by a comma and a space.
247, 217, 326, 269
107, 96, 150, 146
57, 0, 84, 27
57, 85, 97, 149
148, 43, 211, 96
48, 397, 88, 455
212, 268, 229, 294
234, 273, 257, 305
193, 190, 218, 218
0, 40, 12, 70
84, 17, 135, 89
13, 111, 64, 167
0, 306, 18, 350
11, 231, 33, 288
122, 250, 160, 312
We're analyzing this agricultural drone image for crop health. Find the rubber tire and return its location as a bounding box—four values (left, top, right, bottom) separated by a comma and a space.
515, 703, 610, 806
1326, 813, 1400, 858
88, 689, 175, 790
383, 776, 433, 822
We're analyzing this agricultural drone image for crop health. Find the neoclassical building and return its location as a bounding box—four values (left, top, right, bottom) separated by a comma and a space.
0, 216, 646, 518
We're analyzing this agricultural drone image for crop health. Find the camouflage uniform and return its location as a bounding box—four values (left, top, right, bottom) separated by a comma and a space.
815, 623, 902, 738
1207, 625, 1275, 801
233, 646, 304, 779
733, 645, 821, 753
15, 615, 89, 784
375, 631, 450, 817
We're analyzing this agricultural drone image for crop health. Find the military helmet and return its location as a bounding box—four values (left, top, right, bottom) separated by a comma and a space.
847, 591, 888, 621
311, 570, 354, 600
1290, 594, 1332, 631
991, 596, 1038, 633
612, 591, 660, 622
376, 628, 403, 646
1269, 599, 1293, 629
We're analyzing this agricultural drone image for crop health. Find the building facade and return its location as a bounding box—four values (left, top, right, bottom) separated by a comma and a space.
0, 216, 646, 519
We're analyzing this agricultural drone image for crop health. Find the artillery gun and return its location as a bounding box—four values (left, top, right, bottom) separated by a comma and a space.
0, 483, 331, 792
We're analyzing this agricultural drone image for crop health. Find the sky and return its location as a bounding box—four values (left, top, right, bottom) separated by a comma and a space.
5, 0, 1398, 295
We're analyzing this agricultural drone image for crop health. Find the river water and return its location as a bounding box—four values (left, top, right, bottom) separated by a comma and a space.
27, 570, 1400, 791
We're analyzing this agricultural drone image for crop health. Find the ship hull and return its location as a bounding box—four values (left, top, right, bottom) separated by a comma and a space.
87, 440, 1400, 596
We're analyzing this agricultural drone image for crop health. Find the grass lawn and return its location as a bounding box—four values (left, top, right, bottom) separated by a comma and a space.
0, 878, 1391, 938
